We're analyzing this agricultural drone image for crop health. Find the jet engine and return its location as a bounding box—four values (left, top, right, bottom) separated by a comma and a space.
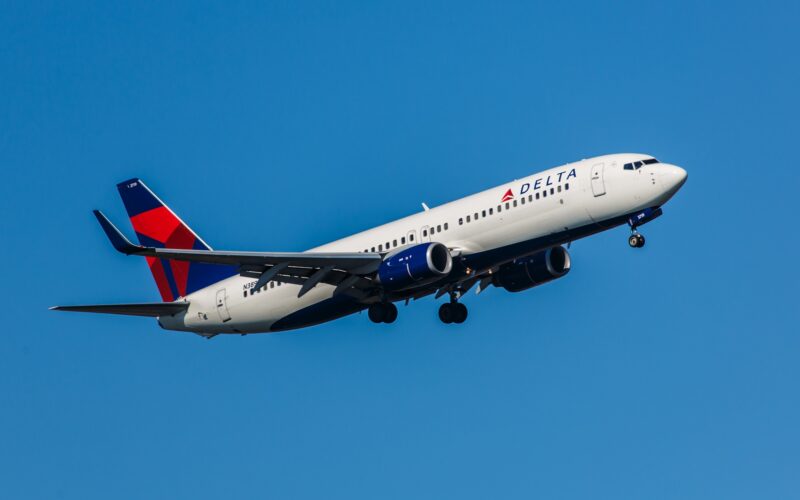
377, 242, 453, 291
494, 246, 571, 292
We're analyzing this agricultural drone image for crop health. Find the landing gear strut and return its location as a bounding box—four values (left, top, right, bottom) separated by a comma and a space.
628, 232, 646, 248
368, 302, 397, 324
439, 292, 468, 324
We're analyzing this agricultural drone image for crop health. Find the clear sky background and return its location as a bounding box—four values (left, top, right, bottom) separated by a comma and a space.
2, 1, 798, 499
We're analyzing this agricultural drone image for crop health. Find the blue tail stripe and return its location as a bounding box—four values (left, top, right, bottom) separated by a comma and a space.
117, 179, 163, 218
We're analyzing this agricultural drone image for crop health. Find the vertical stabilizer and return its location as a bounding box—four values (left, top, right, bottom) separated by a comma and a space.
117, 179, 236, 300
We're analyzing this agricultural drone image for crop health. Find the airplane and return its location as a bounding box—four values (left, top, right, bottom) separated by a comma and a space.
52, 153, 687, 337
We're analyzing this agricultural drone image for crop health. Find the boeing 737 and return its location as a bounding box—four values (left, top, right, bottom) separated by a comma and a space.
52, 153, 687, 336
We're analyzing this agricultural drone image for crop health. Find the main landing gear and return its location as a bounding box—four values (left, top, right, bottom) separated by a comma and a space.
368, 302, 397, 324
439, 292, 468, 324
628, 232, 646, 248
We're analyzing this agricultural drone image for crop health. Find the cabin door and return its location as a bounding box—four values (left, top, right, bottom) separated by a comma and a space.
216, 289, 231, 323
590, 162, 606, 196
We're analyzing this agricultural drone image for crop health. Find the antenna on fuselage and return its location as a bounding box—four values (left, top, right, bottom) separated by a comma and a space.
421, 202, 430, 211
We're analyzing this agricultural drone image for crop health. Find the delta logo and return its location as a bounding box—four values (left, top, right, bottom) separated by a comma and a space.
500, 168, 579, 201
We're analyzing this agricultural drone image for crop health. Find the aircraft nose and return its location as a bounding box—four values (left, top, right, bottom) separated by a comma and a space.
659, 164, 688, 195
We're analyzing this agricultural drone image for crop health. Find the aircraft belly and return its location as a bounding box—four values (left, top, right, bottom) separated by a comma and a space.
221, 282, 337, 333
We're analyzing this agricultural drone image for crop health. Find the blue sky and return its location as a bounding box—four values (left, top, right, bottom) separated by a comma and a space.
2, 1, 798, 498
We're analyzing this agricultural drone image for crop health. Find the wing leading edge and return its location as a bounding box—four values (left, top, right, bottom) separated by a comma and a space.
93, 210, 382, 297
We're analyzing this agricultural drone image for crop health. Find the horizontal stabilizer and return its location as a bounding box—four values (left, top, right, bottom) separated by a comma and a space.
50, 302, 189, 317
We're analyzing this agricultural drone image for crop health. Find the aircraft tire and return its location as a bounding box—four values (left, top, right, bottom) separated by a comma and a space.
438, 303, 454, 324
452, 303, 468, 324
368, 303, 387, 323
384, 303, 398, 323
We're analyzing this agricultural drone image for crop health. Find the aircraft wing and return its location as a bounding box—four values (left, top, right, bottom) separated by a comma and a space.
50, 302, 189, 317
94, 210, 382, 297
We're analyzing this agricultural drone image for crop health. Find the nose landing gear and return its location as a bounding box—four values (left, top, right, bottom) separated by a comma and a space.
628, 232, 646, 248
627, 208, 661, 248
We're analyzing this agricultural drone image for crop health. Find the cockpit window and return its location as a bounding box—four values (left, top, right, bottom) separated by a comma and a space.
623, 158, 659, 170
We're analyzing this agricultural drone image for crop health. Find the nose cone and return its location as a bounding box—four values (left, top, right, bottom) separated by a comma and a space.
659, 164, 688, 198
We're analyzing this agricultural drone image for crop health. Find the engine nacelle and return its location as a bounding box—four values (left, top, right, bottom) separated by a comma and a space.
377, 242, 453, 291
494, 246, 571, 293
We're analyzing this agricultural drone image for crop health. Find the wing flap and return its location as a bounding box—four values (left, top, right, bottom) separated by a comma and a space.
50, 302, 189, 317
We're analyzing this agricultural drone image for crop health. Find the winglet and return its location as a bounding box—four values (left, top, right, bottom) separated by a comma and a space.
93, 210, 144, 255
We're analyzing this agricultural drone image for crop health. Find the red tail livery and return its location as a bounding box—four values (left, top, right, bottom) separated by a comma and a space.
117, 179, 236, 301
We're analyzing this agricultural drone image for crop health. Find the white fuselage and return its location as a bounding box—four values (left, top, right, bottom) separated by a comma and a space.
159, 153, 686, 334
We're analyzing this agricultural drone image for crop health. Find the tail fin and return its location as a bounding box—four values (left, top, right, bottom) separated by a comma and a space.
117, 178, 236, 301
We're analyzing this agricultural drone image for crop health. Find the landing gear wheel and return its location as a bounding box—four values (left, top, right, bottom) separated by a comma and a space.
629, 233, 645, 248
438, 303, 454, 324
368, 303, 386, 323
452, 303, 468, 324
369, 303, 397, 324
383, 303, 398, 324
439, 302, 467, 324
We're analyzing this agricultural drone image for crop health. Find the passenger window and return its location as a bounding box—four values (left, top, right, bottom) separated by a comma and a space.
489, 208, 493, 215
497, 205, 502, 213
557, 185, 562, 192
386, 241, 390, 248
521, 197, 525, 205
410, 234, 414, 242
393, 239, 397, 246
513, 200, 517, 207
536, 192, 540, 199
505, 202, 510, 210
401, 237, 406, 244
459, 217, 463, 225
379, 244, 383, 251
444, 223, 448, 230
543, 190, 547, 198
422, 230, 427, 237
565, 183, 569, 190
466, 215, 471, 222
430, 227, 435, 235
528, 194, 533, 202
473, 213, 478, 220
550, 188, 554, 195
270, 282, 274, 289
371, 247, 375, 252
436, 225, 441, 232
243, 291, 247, 298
